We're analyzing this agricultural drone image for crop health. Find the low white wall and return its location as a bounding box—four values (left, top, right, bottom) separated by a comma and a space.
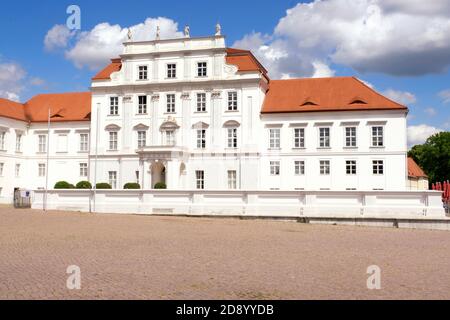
31, 189, 446, 219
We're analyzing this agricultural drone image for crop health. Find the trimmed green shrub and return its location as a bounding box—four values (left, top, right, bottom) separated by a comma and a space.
54, 181, 74, 189
124, 183, 141, 189
96, 183, 112, 189
154, 182, 167, 189
76, 181, 92, 189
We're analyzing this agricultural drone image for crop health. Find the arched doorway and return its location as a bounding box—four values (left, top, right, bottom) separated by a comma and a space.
151, 161, 166, 188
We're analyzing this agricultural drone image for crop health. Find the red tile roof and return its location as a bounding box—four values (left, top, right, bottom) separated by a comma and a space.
225, 48, 268, 75
408, 157, 428, 178
92, 58, 122, 80
0, 92, 91, 123
262, 77, 408, 114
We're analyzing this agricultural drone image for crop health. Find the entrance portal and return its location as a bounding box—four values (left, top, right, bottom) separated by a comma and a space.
151, 162, 166, 188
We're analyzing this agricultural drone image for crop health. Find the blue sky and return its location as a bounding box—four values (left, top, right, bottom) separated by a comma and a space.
0, 0, 449, 146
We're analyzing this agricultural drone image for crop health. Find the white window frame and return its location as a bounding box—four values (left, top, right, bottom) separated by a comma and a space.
109, 171, 117, 189
227, 128, 238, 148
167, 64, 177, 79
0, 132, 5, 150
294, 128, 305, 148
79, 133, 89, 152
270, 161, 281, 176
15, 163, 20, 178
196, 129, 206, 149
138, 65, 148, 80
38, 134, 47, 153
196, 170, 205, 190
166, 94, 176, 113
164, 130, 176, 146
320, 160, 331, 175
319, 127, 331, 148
294, 160, 305, 175
196, 93, 206, 112
227, 91, 238, 111
80, 163, 88, 177
137, 131, 147, 148
138, 95, 148, 114
38, 163, 46, 177
373, 160, 384, 175
109, 97, 119, 116
109, 132, 118, 151
346, 160, 357, 175
16, 133, 22, 152
197, 62, 207, 77
345, 127, 357, 148
269, 129, 281, 149
0, 162, 4, 176
371, 126, 384, 147
227, 170, 237, 190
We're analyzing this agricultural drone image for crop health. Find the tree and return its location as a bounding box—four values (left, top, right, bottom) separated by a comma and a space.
408, 132, 450, 183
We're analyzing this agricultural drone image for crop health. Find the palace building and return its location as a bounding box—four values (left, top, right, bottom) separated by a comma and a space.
0, 29, 413, 203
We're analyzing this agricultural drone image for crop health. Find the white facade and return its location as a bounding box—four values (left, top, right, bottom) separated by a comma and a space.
90, 35, 407, 192
0, 34, 409, 203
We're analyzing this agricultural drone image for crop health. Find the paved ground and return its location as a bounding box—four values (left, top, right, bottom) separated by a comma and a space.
0, 207, 450, 300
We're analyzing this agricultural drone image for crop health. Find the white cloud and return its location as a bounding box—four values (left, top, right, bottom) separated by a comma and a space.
233, 0, 450, 78
408, 124, 443, 146
312, 61, 335, 78
438, 89, 450, 103
424, 107, 437, 117
0, 62, 26, 101
46, 17, 183, 70
383, 89, 417, 105
44, 25, 74, 51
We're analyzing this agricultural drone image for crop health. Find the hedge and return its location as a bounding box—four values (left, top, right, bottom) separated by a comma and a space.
76, 181, 92, 189
124, 183, 141, 189
154, 182, 167, 189
96, 183, 112, 189
54, 181, 74, 189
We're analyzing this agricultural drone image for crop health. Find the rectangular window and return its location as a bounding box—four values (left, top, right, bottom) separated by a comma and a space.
319, 128, 330, 148
345, 127, 357, 147
166, 94, 176, 113
372, 126, 384, 147
373, 160, 384, 175
346, 160, 357, 175
269, 129, 281, 149
38, 163, 46, 177
0, 132, 5, 150
270, 161, 281, 176
295, 161, 305, 175
80, 163, 88, 177
196, 93, 206, 112
138, 65, 148, 80
227, 92, 238, 111
167, 64, 177, 78
196, 130, 206, 149
38, 135, 47, 153
164, 130, 175, 146
0, 163, 3, 176
320, 160, 330, 175
228, 170, 237, 190
79, 133, 89, 152
227, 128, 238, 148
110, 97, 119, 115
197, 62, 207, 77
108, 171, 117, 189
138, 96, 147, 114
15, 164, 20, 178
57, 134, 68, 153
137, 131, 147, 148
196, 170, 205, 190
16, 134, 22, 152
109, 132, 118, 150
294, 128, 305, 148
